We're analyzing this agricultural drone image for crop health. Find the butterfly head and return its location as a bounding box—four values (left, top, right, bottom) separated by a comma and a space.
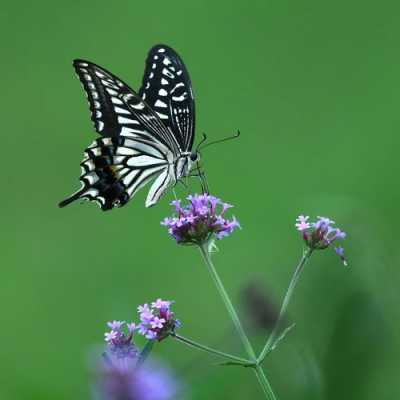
190, 151, 200, 163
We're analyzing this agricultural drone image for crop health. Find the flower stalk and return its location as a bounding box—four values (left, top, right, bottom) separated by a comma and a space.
171, 332, 253, 366
199, 243, 277, 400
258, 248, 313, 363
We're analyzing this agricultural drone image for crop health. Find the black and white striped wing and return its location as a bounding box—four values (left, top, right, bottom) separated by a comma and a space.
139, 45, 195, 152
73, 59, 180, 154
59, 136, 175, 210
59, 60, 181, 210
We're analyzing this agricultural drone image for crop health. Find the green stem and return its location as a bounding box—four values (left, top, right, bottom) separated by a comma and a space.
199, 243, 256, 360
137, 340, 154, 367
258, 248, 313, 364
254, 365, 277, 400
199, 243, 277, 400
172, 333, 252, 366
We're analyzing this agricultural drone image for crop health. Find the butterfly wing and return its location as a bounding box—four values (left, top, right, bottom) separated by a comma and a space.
73, 59, 180, 152
60, 60, 182, 210
59, 135, 176, 210
139, 45, 195, 152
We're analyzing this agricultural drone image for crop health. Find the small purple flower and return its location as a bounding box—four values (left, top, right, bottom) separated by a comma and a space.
138, 304, 151, 314
335, 246, 348, 266
104, 330, 119, 343
136, 298, 180, 341
104, 321, 135, 346
127, 323, 137, 334
107, 320, 125, 332
296, 215, 348, 265
145, 330, 158, 340
152, 299, 173, 309
161, 194, 241, 245
295, 215, 310, 231
96, 338, 180, 400
95, 361, 180, 400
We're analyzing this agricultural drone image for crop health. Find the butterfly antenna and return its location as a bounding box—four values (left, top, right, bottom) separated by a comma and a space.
198, 130, 241, 151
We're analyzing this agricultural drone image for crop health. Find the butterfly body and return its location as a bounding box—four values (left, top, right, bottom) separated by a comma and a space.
59, 45, 198, 210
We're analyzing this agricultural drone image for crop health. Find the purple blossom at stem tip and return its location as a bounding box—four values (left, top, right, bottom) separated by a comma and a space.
296, 214, 348, 266
161, 194, 241, 245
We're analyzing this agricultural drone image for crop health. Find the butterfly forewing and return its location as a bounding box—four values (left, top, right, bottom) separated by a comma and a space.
73, 60, 180, 152
139, 45, 195, 152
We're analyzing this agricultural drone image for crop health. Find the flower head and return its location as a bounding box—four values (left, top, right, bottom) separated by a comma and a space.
136, 298, 180, 341
296, 215, 348, 266
103, 321, 139, 373
161, 194, 240, 245
97, 337, 180, 400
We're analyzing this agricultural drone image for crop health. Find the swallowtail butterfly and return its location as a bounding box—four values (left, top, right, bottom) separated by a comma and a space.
59, 44, 200, 211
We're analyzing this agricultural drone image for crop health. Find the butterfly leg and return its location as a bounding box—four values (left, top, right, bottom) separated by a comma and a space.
188, 170, 209, 194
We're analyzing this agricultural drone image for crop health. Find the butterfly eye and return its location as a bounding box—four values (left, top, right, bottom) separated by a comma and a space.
190, 152, 198, 162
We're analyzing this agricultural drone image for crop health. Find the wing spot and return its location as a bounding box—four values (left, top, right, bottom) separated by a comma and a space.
161, 78, 168, 85
162, 68, 174, 78
101, 79, 119, 89
118, 116, 140, 124
105, 88, 118, 96
114, 106, 130, 115
111, 97, 124, 105
149, 72, 154, 79
155, 100, 168, 108
163, 58, 172, 66
158, 48, 166, 53
158, 89, 168, 96
172, 94, 187, 102
84, 74, 92, 81
171, 82, 184, 93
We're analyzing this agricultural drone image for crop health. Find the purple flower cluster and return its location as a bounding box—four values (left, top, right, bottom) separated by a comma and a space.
103, 321, 139, 368
97, 334, 179, 400
96, 359, 179, 400
104, 299, 180, 344
97, 301, 182, 399
161, 194, 241, 245
296, 215, 348, 266
137, 299, 181, 341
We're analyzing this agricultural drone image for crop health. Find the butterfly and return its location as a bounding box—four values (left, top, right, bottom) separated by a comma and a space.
59, 44, 201, 211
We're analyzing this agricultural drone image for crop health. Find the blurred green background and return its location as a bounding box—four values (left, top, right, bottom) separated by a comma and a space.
1, 0, 399, 398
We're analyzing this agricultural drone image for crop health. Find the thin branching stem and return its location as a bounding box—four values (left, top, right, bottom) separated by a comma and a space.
199, 243, 277, 400
258, 248, 313, 364
171, 333, 252, 366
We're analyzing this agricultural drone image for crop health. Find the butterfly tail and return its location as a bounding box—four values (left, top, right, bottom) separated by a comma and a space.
58, 188, 86, 208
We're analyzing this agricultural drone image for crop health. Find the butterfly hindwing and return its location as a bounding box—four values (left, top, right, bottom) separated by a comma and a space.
59, 136, 171, 210
139, 45, 195, 152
